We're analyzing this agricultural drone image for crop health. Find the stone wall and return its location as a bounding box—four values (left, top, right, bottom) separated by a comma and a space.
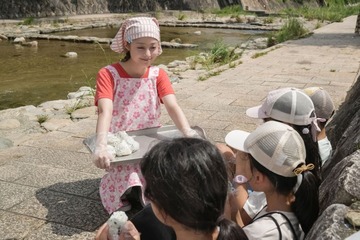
0, 0, 319, 19
306, 74, 360, 239
0, 0, 222, 19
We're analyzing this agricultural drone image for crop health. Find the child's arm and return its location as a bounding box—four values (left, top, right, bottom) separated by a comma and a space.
162, 94, 197, 137
94, 98, 114, 169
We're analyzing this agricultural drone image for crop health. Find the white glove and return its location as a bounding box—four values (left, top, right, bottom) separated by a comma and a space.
93, 132, 115, 169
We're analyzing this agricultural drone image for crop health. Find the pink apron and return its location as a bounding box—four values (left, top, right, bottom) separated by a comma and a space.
100, 64, 161, 214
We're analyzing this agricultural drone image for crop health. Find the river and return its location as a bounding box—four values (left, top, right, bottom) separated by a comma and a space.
0, 26, 266, 110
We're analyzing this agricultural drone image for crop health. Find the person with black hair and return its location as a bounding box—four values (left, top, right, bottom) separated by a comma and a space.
219, 87, 322, 227
225, 121, 319, 239
96, 138, 248, 240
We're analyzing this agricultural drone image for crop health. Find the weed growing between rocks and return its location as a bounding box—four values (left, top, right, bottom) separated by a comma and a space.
267, 18, 308, 47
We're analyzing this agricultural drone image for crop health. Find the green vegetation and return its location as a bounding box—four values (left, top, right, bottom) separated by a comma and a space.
177, 12, 187, 21
65, 99, 92, 115
282, 0, 360, 22
209, 41, 237, 64
190, 40, 240, 71
252, 51, 268, 59
212, 5, 245, 16
37, 114, 49, 124
267, 18, 308, 47
22, 17, 35, 25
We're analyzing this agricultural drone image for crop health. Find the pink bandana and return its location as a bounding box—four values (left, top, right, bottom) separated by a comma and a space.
110, 17, 162, 55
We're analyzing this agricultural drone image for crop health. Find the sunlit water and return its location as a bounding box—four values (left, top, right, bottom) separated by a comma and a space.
0, 26, 266, 110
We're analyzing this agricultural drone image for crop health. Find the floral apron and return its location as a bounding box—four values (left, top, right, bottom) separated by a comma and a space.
100, 64, 161, 214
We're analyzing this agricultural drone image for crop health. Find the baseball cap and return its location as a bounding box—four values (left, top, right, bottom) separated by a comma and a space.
225, 121, 306, 177
246, 88, 316, 126
303, 87, 335, 120
110, 17, 162, 55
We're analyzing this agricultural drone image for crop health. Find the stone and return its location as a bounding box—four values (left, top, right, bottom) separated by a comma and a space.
71, 106, 97, 119
0, 137, 13, 149
21, 40, 38, 47
41, 118, 73, 131
319, 150, 360, 212
345, 211, 360, 228
0, 119, 21, 129
13, 37, 25, 43
325, 74, 360, 178
64, 52, 78, 58
306, 204, 355, 240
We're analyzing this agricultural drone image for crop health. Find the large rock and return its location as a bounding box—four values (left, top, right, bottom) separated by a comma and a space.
325, 74, 360, 179
319, 150, 360, 213
306, 204, 355, 240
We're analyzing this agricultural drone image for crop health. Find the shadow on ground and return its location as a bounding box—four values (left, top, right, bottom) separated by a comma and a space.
35, 179, 144, 236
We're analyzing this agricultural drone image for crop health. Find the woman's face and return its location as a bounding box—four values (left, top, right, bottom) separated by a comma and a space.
127, 37, 161, 66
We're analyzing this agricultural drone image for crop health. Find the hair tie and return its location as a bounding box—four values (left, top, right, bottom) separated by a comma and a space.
302, 127, 310, 135
293, 163, 315, 175
293, 174, 303, 193
310, 118, 322, 142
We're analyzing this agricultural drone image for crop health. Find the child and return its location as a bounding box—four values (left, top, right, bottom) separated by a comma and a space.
303, 87, 335, 165
226, 121, 319, 239
220, 88, 322, 227
93, 17, 197, 213
95, 138, 248, 240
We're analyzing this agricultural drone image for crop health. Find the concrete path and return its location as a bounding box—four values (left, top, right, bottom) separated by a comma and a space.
0, 15, 359, 239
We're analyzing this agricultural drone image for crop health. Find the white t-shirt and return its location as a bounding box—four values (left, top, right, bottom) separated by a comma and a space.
243, 208, 305, 240
243, 191, 267, 218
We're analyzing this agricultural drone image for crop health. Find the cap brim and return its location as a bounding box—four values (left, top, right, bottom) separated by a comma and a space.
246, 105, 268, 119
225, 130, 250, 152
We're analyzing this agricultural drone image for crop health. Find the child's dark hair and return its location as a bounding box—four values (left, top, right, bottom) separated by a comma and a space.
291, 124, 322, 183
141, 138, 248, 240
250, 155, 319, 234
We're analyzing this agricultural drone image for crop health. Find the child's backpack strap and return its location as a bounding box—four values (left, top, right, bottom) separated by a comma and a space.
251, 211, 299, 240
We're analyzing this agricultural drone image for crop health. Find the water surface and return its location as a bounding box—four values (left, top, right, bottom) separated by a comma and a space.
0, 26, 265, 110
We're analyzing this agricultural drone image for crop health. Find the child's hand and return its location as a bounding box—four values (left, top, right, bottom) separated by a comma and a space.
95, 221, 140, 240
119, 221, 140, 240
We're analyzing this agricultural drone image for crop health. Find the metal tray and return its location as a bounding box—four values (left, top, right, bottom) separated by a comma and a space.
83, 125, 206, 165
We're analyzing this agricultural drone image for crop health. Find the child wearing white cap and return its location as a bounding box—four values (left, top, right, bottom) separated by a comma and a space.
220, 87, 322, 227
93, 17, 197, 214
226, 121, 319, 239
303, 87, 335, 165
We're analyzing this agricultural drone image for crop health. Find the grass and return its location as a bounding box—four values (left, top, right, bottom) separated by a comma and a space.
252, 51, 268, 59
21, 17, 35, 25
177, 12, 186, 21
282, 1, 360, 22
212, 5, 246, 16
37, 114, 48, 124
65, 99, 92, 115
267, 18, 308, 47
